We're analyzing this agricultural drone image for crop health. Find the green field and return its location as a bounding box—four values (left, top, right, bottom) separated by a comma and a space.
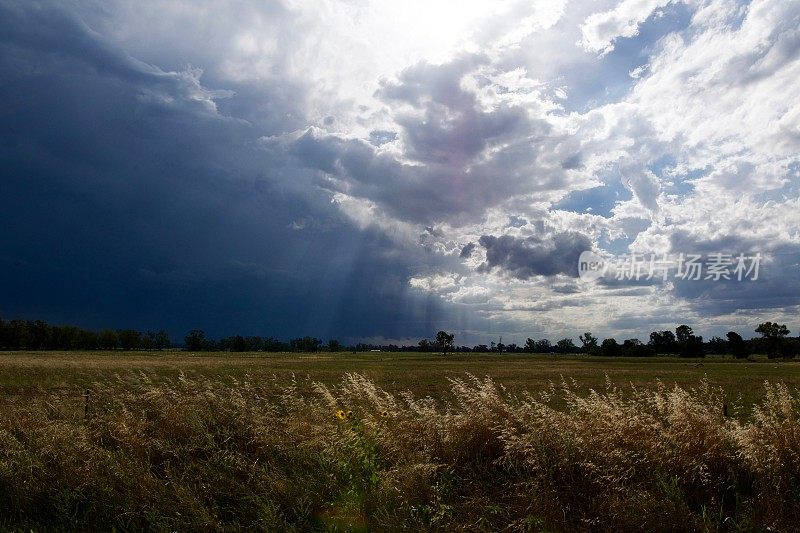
2, 351, 799, 411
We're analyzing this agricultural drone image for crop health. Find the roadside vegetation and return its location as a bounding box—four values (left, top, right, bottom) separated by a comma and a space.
2, 372, 800, 531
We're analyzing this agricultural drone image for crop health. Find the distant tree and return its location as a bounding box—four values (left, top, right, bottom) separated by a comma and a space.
50, 325, 79, 350
755, 322, 790, 338
648, 331, 677, 354
755, 322, 790, 358
28, 320, 50, 350
328, 339, 342, 352
496, 338, 505, 353
784, 337, 800, 359
203, 338, 219, 351
601, 338, 621, 357
154, 330, 171, 350
7, 319, 29, 349
675, 325, 694, 344
473, 344, 489, 352
96, 329, 118, 350
706, 336, 728, 355
675, 325, 703, 357
686, 334, 705, 357
76, 329, 98, 350
524, 338, 536, 353
726, 331, 748, 359
622, 338, 654, 357
229, 335, 247, 352
263, 337, 289, 352
184, 330, 206, 351
117, 330, 141, 350
556, 338, 576, 353
435, 331, 455, 355
535, 339, 552, 353
579, 332, 598, 354
290, 337, 322, 352
140, 332, 155, 350
418, 339, 431, 353
244, 336, 264, 351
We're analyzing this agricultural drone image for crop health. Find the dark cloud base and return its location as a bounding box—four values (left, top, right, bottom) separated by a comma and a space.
477, 232, 592, 279
0, 2, 449, 342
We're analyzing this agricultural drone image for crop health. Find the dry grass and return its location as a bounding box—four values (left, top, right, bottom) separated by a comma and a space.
4, 352, 800, 412
1, 373, 799, 531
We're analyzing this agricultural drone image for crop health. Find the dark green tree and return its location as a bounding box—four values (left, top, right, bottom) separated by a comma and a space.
8, 320, 30, 349
154, 330, 171, 350
117, 329, 142, 350
579, 332, 598, 354
726, 331, 747, 358
601, 338, 621, 357
535, 339, 551, 353
622, 338, 654, 357
98, 329, 119, 350
649, 330, 677, 354
184, 330, 206, 351
524, 338, 536, 353
556, 338, 576, 353
435, 330, 455, 355
675, 325, 694, 344
755, 322, 790, 358
290, 337, 322, 352
28, 320, 50, 350
230, 335, 247, 352
706, 336, 727, 355
675, 325, 704, 357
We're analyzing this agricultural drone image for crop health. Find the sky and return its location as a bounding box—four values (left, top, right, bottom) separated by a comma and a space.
1, 0, 799, 345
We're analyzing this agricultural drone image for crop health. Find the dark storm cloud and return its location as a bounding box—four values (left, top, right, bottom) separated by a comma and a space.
377, 54, 530, 166
667, 232, 800, 315
476, 232, 592, 279
0, 1, 454, 341
460, 242, 477, 258
274, 51, 576, 225
276, 123, 563, 227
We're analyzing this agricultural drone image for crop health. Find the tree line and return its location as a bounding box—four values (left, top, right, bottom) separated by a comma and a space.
416, 323, 796, 359
0, 319, 329, 353
0, 317, 796, 358
183, 330, 329, 352
0, 318, 172, 351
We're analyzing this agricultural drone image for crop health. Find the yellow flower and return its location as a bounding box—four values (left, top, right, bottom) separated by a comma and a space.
346, 410, 353, 419
380, 410, 389, 418
335, 409, 346, 420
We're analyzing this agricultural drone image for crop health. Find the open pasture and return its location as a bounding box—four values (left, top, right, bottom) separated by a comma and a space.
2, 351, 799, 411
3, 352, 800, 531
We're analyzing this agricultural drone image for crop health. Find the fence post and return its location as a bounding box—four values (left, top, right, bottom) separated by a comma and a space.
84, 389, 90, 420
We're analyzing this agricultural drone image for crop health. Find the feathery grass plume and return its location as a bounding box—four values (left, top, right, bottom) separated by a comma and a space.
1, 373, 800, 531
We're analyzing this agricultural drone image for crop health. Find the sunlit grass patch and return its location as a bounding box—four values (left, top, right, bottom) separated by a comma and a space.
0, 370, 799, 530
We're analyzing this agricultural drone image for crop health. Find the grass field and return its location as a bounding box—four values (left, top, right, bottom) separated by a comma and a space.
2, 351, 800, 411
2, 352, 800, 531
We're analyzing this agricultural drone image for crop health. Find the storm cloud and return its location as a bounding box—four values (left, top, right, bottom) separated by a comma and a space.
0, 1, 455, 341
477, 232, 592, 279
1, 0, 798, 343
